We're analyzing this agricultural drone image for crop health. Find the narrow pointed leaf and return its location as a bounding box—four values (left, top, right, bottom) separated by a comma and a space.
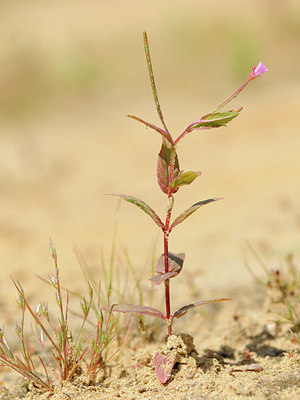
173, 298, 231, 319
128, 115, 173, 143
111, 304, 165, 319
143, 32, 170, 135
109, 194, 164, 229
157, 139, 180, 194
170, 171, 201, 190
176, 108, 242, 143
170, 198, 222, 231
191, 109, 242, 129
153, 352, 176, 384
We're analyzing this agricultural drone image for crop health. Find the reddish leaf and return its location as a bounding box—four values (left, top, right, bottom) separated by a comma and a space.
110, 304, 165, 319
157, 140, 180, 194
109, 194, 164, 229
170, 198, 222, 231
128, 115, 173, 144
149, 271, 177, 285
155, 252, 185, 274
153, 352, 176, 384
150, 252, 185, 285
173, 298, 231, 319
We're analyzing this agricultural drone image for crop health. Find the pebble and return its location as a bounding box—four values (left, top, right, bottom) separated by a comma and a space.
245, 364, 263, 372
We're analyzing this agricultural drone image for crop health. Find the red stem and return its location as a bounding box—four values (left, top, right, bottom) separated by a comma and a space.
163, 146, 177, 336
164, 221, 172, 336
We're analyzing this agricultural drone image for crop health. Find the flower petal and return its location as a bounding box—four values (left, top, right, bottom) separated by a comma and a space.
249, 62, 268, 80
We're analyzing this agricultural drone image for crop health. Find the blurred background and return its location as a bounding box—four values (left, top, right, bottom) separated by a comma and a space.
0, 0, 299, 306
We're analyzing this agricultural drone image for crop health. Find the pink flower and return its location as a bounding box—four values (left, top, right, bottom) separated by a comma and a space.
248, 62, 268, 81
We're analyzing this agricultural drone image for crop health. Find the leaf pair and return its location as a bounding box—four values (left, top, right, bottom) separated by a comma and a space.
108, 194, 221, 232
109, 298, 230, 321
129, 108, 243, 147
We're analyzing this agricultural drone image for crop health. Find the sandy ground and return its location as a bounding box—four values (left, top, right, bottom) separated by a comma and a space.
0, 1, 300, 399
1, 283, 300, 400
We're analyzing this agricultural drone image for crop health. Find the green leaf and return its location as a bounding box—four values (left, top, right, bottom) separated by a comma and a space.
109, 194, 164, 229
176, 108, 242, 143
157, 139, 180, 194
170, 198, 222, 231
173, 298, 231, 319
128, 115, 173, 144
170, 171, 201, 190
189, 109, 242, 131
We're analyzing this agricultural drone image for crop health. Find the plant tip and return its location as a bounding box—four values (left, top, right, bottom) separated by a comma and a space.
49, 239, 58, 263
248, 62, 269, 81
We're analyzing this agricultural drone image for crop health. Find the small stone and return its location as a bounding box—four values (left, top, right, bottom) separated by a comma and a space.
266, 322, 278, 337
186, 372, 195, 379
